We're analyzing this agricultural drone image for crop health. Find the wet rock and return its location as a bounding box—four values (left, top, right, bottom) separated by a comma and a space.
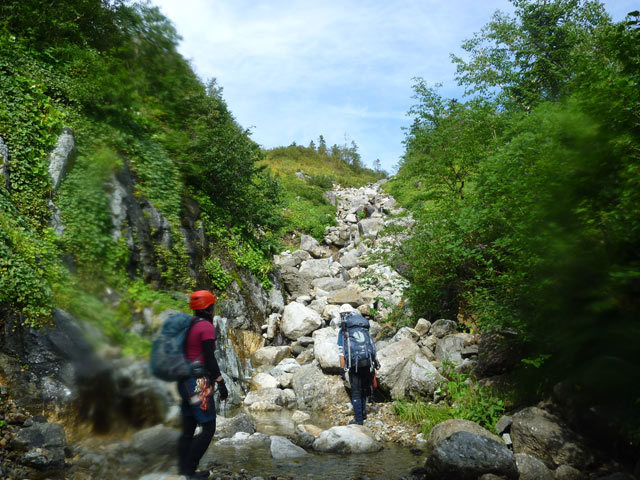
282, 302, 322, 340
131, 424, 180, 456
270, 435, 308, 459
511, 407, 594, 469
293, 424, 317, 449
312, 327, 341, 373
251, 346, 292, 369
428, 419, 504, 449
291, 410, 311, 424
430, 319, 457, 338
313, 425, 382, 453
291, 363, 349, 410
215, 413, 256, 439
217, 431, 270, 447
515, 453, 554, 480
424, 431, 518, 480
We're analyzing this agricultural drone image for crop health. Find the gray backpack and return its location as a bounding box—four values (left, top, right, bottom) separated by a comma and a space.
150, 313, 205, 381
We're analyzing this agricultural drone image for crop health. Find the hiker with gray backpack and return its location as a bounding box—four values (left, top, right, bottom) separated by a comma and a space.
151, 289, 228, 480
337, 303, 380, 425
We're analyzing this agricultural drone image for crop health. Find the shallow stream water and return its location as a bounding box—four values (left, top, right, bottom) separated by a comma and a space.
200, 409, 421, 480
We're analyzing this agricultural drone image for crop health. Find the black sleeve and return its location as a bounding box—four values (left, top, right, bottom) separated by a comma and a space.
202, 339, 221, 379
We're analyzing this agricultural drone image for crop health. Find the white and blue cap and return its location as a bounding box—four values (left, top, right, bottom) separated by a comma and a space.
339, 303, 354, 313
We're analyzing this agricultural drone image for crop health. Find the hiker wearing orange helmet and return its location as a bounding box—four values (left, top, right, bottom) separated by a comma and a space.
177, 290, 228, 480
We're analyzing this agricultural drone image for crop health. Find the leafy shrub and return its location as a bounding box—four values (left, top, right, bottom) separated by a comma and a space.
204, 257, 233, 291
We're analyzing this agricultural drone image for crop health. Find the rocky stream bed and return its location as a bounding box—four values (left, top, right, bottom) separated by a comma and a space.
1, 180, 638, 480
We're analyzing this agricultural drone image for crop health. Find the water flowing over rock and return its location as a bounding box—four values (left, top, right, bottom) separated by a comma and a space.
313, 425, 382, 453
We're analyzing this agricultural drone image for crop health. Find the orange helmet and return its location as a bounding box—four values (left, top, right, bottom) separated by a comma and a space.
189, 290, 216, 310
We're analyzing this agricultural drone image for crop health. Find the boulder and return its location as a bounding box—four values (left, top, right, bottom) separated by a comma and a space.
423, 431, 518, 480
391, 326, 420, 343
312, 327, 341, 373
515, 453, 554, 480
10, 421, 67, 471
216, 431, 270, 447
510, 407, 594, 469
252, 372, 279, 390
131, 424, 180, 456
427, 419, 503, 449
358, 218, 383, 239
292, 410, 311, 424
377, 338, 444, 399
280, 266, 313, 297
554, 464, 585, 480
243, 388, 296, 411
313, 425, 382, 453
282, 302, 322, 340
435, 333, 475, 364
475, 332, 522, 378
270, 435, 308, 460
312, 277, 347, 292
415, 318, 431, 336
291, 364, 349, 410
299, 259, 332, 279
270, 358, 302, 378
430, 319, 457, 338
327, 284, 364, 306
251, 346, 292, 368
339, 250, 360, 269
214, 413, 256, 439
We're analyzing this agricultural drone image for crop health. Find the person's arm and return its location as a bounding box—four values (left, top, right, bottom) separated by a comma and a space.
202, 339, 228, 400
201, 339, 222, 380
338, 329, 346, 374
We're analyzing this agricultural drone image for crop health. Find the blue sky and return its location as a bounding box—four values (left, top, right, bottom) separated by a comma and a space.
152, 0, 637, 173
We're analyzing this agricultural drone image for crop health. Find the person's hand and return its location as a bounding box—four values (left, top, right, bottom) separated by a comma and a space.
374, 359, 381, 370
340, 369, 346, 381
217, 379, 228, 401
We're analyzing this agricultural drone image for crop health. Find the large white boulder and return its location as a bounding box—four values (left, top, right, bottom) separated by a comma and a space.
251, 346, 291, 368
313, 425, 382, 453
299, 259, 332, 279
251, 372, 279, 390
377, 338, 445, 399
243, 388, 296, 411
292, 364, 349, 410
312, 327, 341, 372
282, 302, 323, 340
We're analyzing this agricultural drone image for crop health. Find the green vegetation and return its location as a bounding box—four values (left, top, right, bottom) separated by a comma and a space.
388, 0, 640, 435
263, 141, 385, 241
394, 367, 505, 434
0, 0, 291, 351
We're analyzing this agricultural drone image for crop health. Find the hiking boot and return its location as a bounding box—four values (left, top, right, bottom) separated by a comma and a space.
348, 419, 363, 425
